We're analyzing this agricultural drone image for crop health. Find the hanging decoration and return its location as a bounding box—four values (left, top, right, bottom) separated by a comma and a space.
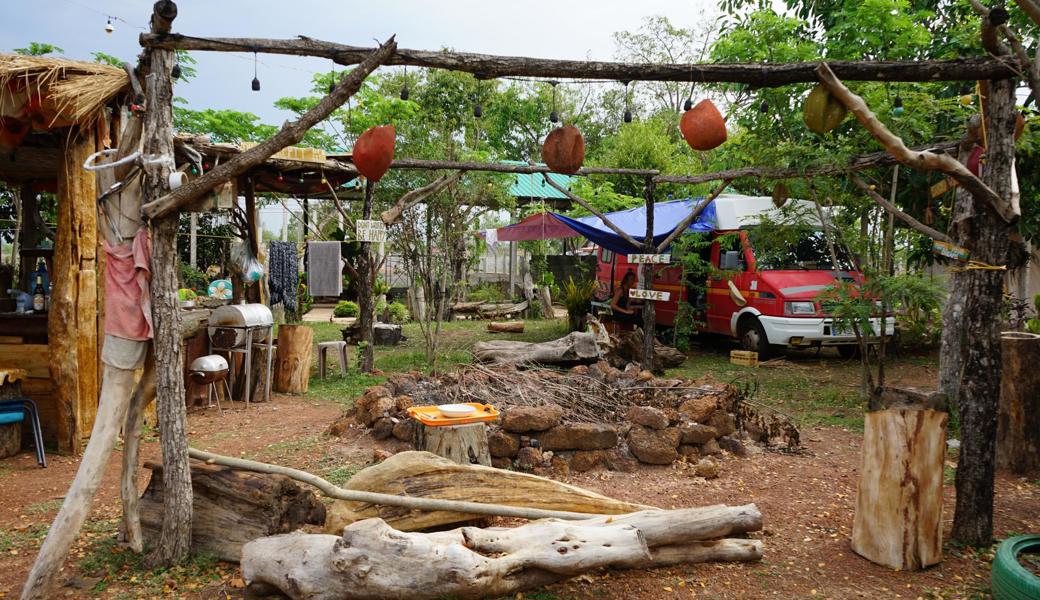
803, 84, 846, 134
959, 86, 973, 106
771, 182, 789, 209
400, 66, 410, 100
679, 99, 727, 151
760, 99, 769, 113
473, 103, 483, 118
542, 124, 585, 174
105, 17, 114, 34
353, 124, 396, 182
622, 81, 632, 123
251, 51, 260, 92
328, 71, 336, 95
892, 95, 904, 116
171, 63, 182, 80
548, 81, 559, 123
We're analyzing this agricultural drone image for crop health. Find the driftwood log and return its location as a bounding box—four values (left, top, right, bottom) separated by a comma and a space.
851, 404, 947, 570
473, 331, 600, 366
325, 451, 648, 533
996, 331, 1040, 473
139, 460, 325, 562
608, 329, 686, 373
413, 423, 492, 467
273, 324, 312, 394
244, 504, 763, 600
478, 300, 528, 319
487, 321, 524, 333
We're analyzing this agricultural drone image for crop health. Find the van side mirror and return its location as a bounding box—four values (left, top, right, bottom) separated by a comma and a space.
720, 250, 742, 271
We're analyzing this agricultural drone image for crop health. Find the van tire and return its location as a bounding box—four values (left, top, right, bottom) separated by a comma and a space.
837, 345, 860, 359
737, 316, 772, 359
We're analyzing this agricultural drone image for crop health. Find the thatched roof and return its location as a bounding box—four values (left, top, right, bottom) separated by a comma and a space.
0, 53, 129, 129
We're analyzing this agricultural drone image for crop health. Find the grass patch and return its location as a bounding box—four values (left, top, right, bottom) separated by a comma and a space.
79, 535, 222, 595
324, 465, 359, 486
25, 499, 63, 515
0, 523, 48, 554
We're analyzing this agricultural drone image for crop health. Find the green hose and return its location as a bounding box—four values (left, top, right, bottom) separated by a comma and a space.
991, 534, 1040, 600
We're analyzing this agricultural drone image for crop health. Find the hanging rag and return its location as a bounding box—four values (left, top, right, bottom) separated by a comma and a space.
484, 228, 498, 248
102, 228, 153, 341
306, 241, 343, 298
267, 241, 298, 315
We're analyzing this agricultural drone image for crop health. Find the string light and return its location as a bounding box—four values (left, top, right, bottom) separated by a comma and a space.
400, 65, 410, 100
892, 95, 904, 116
549, 81, 559, 123
251, 51, 260, 92
171, 63, 182, 79
622, 81, 632, 123
105, 17, 114, 34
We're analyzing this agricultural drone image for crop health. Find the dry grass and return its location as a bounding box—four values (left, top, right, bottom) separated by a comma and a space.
0, 53, 128, 129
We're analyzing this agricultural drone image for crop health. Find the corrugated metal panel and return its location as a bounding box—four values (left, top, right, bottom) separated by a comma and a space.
503, 161, 572, 199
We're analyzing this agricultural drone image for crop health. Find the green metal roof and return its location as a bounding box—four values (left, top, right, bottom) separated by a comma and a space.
502, 161, 573, 200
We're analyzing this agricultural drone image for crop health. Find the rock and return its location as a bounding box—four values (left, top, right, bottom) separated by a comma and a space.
488, 430, 521, 458
708, 411, 737, 437
327, 415, 355, 438
700, 438, 722, 456
661, 407, 681, 426
678, 395, 718, 423
386, 374, 419, 397
549, 455, 570, 478
353, 385, 394, 426
570, 365, 589, 375
570, 450, 610, 472
605, 450, 638, 472
537, 423, 618, 451
627, 406, 669, 430
678, 444, 701, 461
372, 449, 392, 463
391, 419, 416, 442
393, 395, 414, 414
680, 422, 719, 445
636, 369, 654, 382
626, 425, 681, 465
589, 360, 620, 384
694, 457, 720, 479
622, 363, 641, 379
491, 457, 513, 470
515, 446, 543, 471
718, 435, 748, 457
370, 417, 395, 440
501, 404, 564, 433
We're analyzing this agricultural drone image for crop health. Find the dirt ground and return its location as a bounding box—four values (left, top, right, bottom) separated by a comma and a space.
0, 374, 1037, 599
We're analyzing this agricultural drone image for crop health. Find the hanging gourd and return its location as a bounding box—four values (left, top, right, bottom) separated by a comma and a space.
541, 124, 585, 174
803, 85, 847, 134
353, 124, 395, 182
771, 182, 789, 209
1014, 111, 1025, 141
679, 99, 727, 151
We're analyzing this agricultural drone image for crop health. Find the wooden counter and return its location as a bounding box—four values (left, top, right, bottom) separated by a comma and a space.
0, 313, 48, 344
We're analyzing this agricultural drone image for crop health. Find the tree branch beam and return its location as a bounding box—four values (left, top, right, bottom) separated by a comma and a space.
138, 34, 1018, 86
655, 179, 731, 252
380, 171, 463, 225
850, 176, 953, 243
814, 63, 1017, 224
141, 36, 397, 220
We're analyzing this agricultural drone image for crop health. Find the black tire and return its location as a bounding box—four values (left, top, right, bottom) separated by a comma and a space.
992, 534, 1040, 600
836, 344, 860, 359
737, 316, 772, 359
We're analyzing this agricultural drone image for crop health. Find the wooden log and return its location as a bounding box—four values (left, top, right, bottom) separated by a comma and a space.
413, 423, 492, 467
487, 321, 524, 333
996, 331, 1040, 473
244, 503, 763, 600
851, 408, 947, 570
451, 300, 487, 314
273, 324, 312, 394
121, 352, 155, 553
473, 331, 600, 366
138, 459, 325, 562
325, 451, 649, 533
478, 300, 528, 319
608, 329, 685, 373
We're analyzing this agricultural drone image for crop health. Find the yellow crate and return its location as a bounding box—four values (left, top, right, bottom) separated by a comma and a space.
730, 350, 759, 367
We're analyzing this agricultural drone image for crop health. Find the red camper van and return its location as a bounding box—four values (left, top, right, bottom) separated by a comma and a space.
593, 195, 894, 357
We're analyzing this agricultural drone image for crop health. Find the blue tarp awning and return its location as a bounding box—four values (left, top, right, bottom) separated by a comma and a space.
552, 198, 717, 255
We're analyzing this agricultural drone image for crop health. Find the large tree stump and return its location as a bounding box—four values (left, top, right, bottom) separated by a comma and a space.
273, 324, 313, 394
852, 404, 947, 570
414, 423, 491, 467
139, 459, 325, 562
996, 331, 1040, 473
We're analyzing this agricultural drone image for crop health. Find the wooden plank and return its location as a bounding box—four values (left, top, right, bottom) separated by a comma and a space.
0, 344, 50, 378
0, 336, 24, 344
76, 269, 99, 439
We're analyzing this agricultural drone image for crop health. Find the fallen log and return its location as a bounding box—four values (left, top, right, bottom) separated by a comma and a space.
139, 459, 325, 562
244, 504, 763, 600
487, 321, 524, 333
451, 300, 487, 314
478, 300, 528, 319
325, 451, 649, 532
473, 331, 600, 366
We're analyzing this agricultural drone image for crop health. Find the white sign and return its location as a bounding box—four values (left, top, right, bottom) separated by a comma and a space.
356, 220, 387, 243
629, 254, 671, 264
629, 288, 670, 302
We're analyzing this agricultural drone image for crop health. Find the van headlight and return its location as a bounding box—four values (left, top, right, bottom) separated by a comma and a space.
784, 301, 816, 316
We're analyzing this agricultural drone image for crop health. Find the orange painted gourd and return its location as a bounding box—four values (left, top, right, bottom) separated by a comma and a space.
353, 124, 395, 182
679, 99, 727, 151
542, 125, 585, 174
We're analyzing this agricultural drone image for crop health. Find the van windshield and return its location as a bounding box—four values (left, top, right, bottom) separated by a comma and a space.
748, 229, 854, 271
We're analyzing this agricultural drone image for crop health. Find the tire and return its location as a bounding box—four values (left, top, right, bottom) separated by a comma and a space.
836, 344, 860, 359
737, 316, 772, 359
992, 534, 1040, 600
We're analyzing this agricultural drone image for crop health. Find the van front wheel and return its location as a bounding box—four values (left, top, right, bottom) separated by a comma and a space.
738, 317, 772, 359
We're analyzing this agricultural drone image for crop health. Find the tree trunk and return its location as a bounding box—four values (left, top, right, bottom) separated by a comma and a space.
273, 324, 313, 394
472, 331, 600, 366
538, 286, 555, 319
487, 321, 524, 333
951, 77, 1014, 546
996, 331, 1040, 473
851, 408, 947, 570
413, 423, 492, 467
357, 180, 375, 372
641, 177, 656, 369
121, 352, 155, 553
138, 460, 326, 562
939, 142, 976, 404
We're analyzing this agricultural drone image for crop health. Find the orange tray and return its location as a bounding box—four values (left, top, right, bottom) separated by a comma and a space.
406, 403, 499, 427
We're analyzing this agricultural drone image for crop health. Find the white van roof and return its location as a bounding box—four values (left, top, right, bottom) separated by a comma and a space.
712, 194, 821, 230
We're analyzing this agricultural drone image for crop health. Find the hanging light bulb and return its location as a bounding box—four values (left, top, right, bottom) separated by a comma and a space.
473, 103, 483, 118
171, 63, 182, 79
683, 98, 693, 112
622, 81, 633, 123
760, 99, 769, 113
251, 51, 260, 92
548, 81, 559, 123
277, 173, 284, 183
892, 95, 904, 116
623, 109, 633, 123
105, 18, 114, 34
400, 65, 409, 100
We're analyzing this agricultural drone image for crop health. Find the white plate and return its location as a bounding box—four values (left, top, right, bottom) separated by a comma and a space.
437, 404, 476, 418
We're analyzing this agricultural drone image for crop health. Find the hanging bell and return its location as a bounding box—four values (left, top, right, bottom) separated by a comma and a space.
400, 85, 410, 101
683, 98, 693, 111
760, 100, 769, 113
474, 103, 483, 118
892, 96, 904, 116
171, 64, 182, 80
549, 110, 559, 123
251, 76, 260, 92
623, 109, 633, 123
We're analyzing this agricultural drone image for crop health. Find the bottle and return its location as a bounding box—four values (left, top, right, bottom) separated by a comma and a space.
33, 275, 46, 313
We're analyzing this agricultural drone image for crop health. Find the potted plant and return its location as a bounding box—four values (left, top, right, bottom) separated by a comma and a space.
561, 277, 596, 332
177, 288, 197, 309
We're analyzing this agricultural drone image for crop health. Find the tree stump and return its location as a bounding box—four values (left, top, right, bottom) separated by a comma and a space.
996, 331, 1040, 473
273, 325, 313, 394
413, 423, 492, 467
138, 459, 326, 562
851, 405, 947, 570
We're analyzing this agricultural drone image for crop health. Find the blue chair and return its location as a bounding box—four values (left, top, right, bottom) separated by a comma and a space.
0, 398, 46, 467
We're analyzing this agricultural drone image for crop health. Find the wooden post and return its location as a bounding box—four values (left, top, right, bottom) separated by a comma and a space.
641, 176, 656, 369
996, 331, 1040, 473
273, 324, 313, 394
357, 180, 375, 372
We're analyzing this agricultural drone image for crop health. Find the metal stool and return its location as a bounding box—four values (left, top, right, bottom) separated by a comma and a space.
0, 398, 46, 467
317, 341, 349, 378
189, 355, 233, 415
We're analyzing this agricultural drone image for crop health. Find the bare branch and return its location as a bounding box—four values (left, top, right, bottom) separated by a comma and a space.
850, 176, 952, 243
380, 171, 463, 225
1013, 0, 1040, 26
655, 179, 731, 252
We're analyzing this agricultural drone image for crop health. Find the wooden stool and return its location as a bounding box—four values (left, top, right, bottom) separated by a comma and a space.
317, 341, 349, 378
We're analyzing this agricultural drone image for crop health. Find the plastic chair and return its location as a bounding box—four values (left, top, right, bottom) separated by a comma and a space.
0, 398, 46, 467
